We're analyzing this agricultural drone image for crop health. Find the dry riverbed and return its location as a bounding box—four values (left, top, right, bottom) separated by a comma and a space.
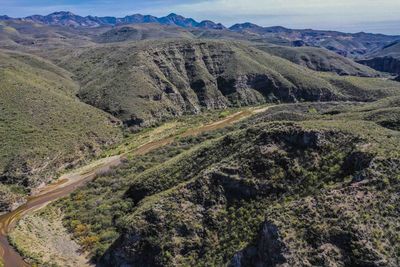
3, 106, 272, 266
9, 207, 92, 267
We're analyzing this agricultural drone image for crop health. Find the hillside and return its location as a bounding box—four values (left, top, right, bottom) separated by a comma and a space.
107, 119, 400, 266
230, 23, 400, 57
0, 19, 98, 53
55, 39, 400, 128
2, 9, 400, 267
255, 44, 381, 77
0, 50, 122, 211
28, 98, 399, 266
96, 24, 195, 43
358, 41, 400, 75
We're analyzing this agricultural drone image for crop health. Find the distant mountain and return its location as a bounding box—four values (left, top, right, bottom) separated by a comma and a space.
230, 22, 400, 57
95, 24, 195, 43
21, 11, 225, 29
197, 20, 225, 30
25, 11, 101, 27
0, 15, 11, 20
118, 14, 158, 24
230, 23, 291, 34
158, 13, 199, 28
1, 11, 399, 59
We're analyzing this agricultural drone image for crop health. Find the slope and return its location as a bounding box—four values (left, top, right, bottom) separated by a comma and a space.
230, 23, 400, 57
0, 50, 122, 211
255, 44, 381, 77
358, 41, 400, 75
95, 24, 195, 43
0, 19, 99, 54
56, 39, 400, 128
38, 99, 400, 266
106, 116, 400, 266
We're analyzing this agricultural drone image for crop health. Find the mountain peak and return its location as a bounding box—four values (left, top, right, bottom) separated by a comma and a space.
48, 11, 76, 16
167, 13, 180, 18
230, 22, 261, 30
198, 20, 226, 30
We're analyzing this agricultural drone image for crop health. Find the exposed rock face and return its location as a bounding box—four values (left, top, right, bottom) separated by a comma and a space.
229, 222, 287, 267
357, 41, 400, 75
61, 40, 346, 127
358, 56, 400, 75
100, 123, 388, 266
56, 101, 400, 266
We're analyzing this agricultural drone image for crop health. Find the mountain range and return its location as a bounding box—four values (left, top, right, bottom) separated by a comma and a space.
2, 11, 399, 58
7, 11, 225, 30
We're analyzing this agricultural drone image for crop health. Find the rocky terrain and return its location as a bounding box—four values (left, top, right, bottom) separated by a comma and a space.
1, 10, 400, 267
55, 39, 400, 128
358, 41, 400, 75
9, 207, 92, 267
44, 100, 400, 267
255, 44, 381, 77
0, 49, 122, 212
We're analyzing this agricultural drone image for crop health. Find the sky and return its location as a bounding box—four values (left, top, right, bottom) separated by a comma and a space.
1, 0, 400, 34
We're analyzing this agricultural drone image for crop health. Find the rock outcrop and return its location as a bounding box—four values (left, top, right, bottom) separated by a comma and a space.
358, 56, 400, 75
60, 40, 400, 128
101, 122, 389, 266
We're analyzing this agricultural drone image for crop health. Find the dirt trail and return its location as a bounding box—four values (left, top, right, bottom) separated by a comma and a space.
0, 106, 270, 267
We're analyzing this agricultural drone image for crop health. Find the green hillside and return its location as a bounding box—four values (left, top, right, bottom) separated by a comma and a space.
46, 98, 400, 266
0, 50, 122, 210
358, 41, 400, 75
1, 16, 400, 267
56, 39, 400, 128
255, 44, 381, 77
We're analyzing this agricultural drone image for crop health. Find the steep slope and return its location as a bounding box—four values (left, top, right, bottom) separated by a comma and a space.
104, 104, 400, 267
57, 39, 400, 127
256, 44, 381, 77
42, 99, 400, 266
358, 41, 400, 75
103, 119, 400, 266
0, 50, 122, 211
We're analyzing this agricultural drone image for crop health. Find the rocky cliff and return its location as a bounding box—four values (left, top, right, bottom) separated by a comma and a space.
58, 40, 400, 128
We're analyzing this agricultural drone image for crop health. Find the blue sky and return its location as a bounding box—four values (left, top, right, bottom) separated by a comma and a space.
1, 0, 400, 34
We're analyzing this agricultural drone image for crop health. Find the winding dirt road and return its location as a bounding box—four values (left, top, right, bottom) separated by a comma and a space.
0, 107, 269, 266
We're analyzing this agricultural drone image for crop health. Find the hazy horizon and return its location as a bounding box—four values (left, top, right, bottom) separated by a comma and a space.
1, 0, 400, 35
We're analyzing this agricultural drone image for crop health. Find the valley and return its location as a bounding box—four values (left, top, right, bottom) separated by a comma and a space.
0, 9, 400, 267
1, 106, 268, 266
